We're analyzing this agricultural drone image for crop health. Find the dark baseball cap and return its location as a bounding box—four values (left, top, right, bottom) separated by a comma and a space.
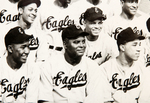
18, 0, 41, 9
62, 24, 89, 41
146, 18, 150, 32
5, 26, 33, 48
84, 7, 106, 21
117, 27, 145, 45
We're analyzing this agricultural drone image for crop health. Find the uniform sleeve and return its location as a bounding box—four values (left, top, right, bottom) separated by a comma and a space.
84, 61, 104, 103
25, 63, 40, 103
38, 60, 54, 102
138, 68, 150, 103
99, 63, 114, 103
36, 30, 53, 62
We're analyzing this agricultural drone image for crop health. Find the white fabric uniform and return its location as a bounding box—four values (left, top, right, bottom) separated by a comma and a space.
39, 54, 104, 103
138, 67, 150, 103
103, 15, 148, 65
1, 21, 49, 63
39, 0, 112, 56
39, 0, 78, 55
85, 32, 118, 65
100, 58, 147, 103
0, 0, 20, 58
0, 56, 40, 103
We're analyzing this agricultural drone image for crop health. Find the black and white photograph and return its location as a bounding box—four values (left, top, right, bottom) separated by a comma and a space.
0, 0, 150, 103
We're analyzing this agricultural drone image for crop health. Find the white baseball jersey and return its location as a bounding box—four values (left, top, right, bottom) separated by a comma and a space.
0, 56, 40, 103
0, 0, 20, 58
102, 15, 149, 66
1, 20, 49, 63
39, 0, 112, 55
100, 58, 147, 103
39, 54, 104, 103
85, 32, 118, 65
138, 67, 150, 103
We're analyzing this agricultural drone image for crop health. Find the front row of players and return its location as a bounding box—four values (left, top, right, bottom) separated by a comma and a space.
1, 23, 150, 102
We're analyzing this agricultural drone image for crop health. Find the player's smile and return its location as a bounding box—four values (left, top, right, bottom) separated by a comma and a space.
21, 54, 29, 61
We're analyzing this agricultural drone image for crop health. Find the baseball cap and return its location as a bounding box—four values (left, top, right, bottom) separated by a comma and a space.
62, 24, 89, 41
117, 27, 145, 45
146, 18, 150, 32
18, 0, 41, 9
5, 26, 33, 48
84, 7, 106, 21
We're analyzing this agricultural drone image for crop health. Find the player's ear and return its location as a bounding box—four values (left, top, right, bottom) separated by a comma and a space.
120, 0, 124, 6
83, 20, 87, 27
120, 44, 125, 52
7, 45, 13, 53
18, 7, 24, 15
63, 38, 68, 49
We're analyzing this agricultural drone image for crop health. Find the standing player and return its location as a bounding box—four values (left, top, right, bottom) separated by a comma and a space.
83, 7, 118, 65
103, 0, 141, 38
0, 26, 39, 103
100, 27, 146, 103
39, 0, 76, 56
38, 24, 104, 103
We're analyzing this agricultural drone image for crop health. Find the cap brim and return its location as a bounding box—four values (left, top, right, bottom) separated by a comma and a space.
87, 14, 106, 21
138, 35, 145, 40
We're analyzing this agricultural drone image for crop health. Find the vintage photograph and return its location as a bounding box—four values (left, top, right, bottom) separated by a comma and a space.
0, 0, 150, 103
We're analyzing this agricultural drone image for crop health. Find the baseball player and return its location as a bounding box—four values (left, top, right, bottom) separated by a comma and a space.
38, 0, 77, 56
0, 26, 40, 103
38, 24, 104, 103
103, 0, 142, 38
83, 7, 118, 65
1, 0, 49, 62
0, 0, 21, 58
100, 27, 147, 103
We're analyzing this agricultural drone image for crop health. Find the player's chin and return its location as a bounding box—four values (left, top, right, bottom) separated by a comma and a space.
133, 56, 140, 61
92, 31, 100, 36
21, 56, 28, 63
77, 51, 85, 56
20, 59, 27, 63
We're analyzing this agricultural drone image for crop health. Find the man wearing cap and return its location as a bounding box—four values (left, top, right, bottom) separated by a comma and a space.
103, 0, 144, 38
99, 27, 147, 103
38, 24, 104, 103
83, 7, 118, 65
0, 26, 40, 103
1, 0, 49, 63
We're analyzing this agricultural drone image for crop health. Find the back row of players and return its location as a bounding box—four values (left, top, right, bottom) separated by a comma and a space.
1, 0, 150, 102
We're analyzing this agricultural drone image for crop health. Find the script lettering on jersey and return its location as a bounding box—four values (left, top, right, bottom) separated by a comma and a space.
113, 27, 123, 39
53, 70, 87, 90
87, 52, 102, 60
109, 73, 140, 93
0, 9, 20, 23
29, 36, 39, 50
43, 15, 74, 32
1, 76, 30, 99
113, 27, 143, 39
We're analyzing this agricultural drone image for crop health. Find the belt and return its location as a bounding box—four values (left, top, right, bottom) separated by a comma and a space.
49, 45, 63, 51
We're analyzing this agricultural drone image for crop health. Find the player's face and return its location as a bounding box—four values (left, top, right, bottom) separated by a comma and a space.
11, 41, 30, 64
124, 39, 141, 61
84, 19, 103, 36
21, 3, 38, 24
65, 36, 86, 57
122, 1, 138, 16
